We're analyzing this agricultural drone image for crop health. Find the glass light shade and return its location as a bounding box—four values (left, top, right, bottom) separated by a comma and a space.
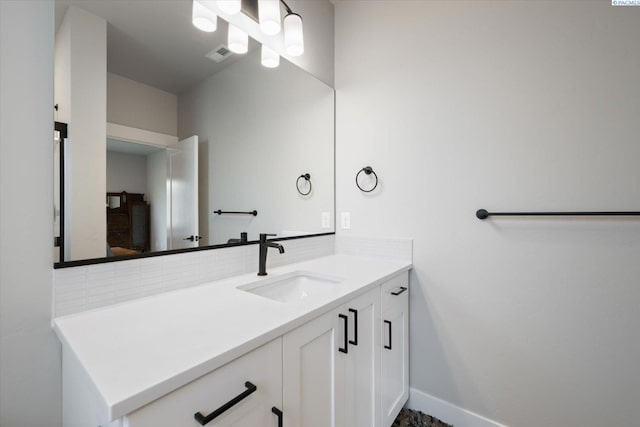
258, 0, 281, 35
192, 0, 217, 32
261, 44, 280, 68
228, 24, 248, 54
284, 13, 304, 56
217, 0, 241, 15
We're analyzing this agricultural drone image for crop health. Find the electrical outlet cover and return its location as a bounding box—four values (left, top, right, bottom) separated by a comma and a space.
341, 212, 351, 229
322, 212, 331, 229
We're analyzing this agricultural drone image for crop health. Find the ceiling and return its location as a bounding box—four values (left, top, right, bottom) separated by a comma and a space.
55, 0, 259, 94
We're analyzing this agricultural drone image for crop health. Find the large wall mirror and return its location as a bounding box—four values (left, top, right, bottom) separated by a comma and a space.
53, 0, 334, 265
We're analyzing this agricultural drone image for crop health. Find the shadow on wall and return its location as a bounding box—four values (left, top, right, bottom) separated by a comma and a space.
409, 265, 495, 421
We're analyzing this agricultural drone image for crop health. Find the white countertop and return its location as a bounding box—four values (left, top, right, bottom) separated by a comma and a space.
53, 254, 411, 421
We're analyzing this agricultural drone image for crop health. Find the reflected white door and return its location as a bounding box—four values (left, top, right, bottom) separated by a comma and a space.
169, 136, 198, 249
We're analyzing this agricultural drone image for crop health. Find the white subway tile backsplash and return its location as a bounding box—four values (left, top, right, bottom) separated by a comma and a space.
198, 246, 246, 283
135, 280, 166, 298
114, 259, 140, 278
54, 235, 335, 317
56, 298, 87, 318
242, 245, 260, 275
53, 235, 411, 317
55, 279, 85, 297
113, 285, 141, 301
52, 266, 85, 318
55, 266, 87, 282
267, 235, 335, 269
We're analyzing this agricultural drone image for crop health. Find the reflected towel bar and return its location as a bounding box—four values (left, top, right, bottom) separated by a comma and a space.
476, 209, 640, 220
214, 210, 258, 216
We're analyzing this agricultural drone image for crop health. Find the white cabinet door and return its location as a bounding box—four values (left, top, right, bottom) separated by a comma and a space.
343, 288, 380, 427
282, 308, 346, 427
380, 300, 409, 427
124, 338, 282, 427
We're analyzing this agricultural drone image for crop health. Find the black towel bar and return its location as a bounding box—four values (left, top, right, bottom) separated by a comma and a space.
214, 210, 258, 216
476, 209, 640, 220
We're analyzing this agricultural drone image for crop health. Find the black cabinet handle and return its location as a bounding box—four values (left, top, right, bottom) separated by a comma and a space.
384, 320, 392, 350
338, 314, 348, 354
391, 287, 407, 296
272, 407, 283, 427
194, 381, 257, 425
271, 406, 282, 427
348, 308, 358, 346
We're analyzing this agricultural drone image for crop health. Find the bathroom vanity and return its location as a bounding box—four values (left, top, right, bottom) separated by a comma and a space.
55, 255, 410, 427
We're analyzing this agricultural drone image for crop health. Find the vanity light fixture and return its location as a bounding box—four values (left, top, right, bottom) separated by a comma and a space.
258, 0, 304, 57
217, 0, 242, 15
195, 0, 304, 66
258, 0, 281, 35
228, 23, 249, 54
282, 6, 304, 56
258, 0, 304, 68
192, 0, 218, 32
261, 44, 280, 68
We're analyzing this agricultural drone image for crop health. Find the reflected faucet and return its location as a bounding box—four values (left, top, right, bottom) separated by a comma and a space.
258, 233, 285, 276
227, 232, 248, 244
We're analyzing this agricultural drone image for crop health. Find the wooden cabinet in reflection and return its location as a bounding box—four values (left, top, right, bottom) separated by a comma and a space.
106, 192, 150, 254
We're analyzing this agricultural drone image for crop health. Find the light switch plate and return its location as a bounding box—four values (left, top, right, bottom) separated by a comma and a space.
322, 212, 331, 229
341, 212, 351, 229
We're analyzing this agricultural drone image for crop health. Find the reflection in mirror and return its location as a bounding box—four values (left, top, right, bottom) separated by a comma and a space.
53, 122, 67, 263
53, 0, 334, 264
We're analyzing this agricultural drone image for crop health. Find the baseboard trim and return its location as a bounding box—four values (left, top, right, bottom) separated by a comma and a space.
406, 387, 508, 427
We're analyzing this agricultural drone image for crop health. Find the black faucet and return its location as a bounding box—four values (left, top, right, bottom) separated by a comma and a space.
258, 233, 285, 276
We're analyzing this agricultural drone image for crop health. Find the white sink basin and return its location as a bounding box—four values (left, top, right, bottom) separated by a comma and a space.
239, 271, 344, 303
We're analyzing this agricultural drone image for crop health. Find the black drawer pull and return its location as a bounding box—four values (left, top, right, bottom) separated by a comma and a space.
272, 406, 283, 427
194, 381, 257, 425
384, 320, 392, 350
338, 314, 348, 353
391, 287, 407, 296
348, 308, 358, 346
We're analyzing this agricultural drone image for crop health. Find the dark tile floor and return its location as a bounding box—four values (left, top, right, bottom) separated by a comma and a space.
392, 408, 453, 427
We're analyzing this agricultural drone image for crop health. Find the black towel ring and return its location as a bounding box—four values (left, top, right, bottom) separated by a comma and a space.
356, 166, 378, 192
296, 173, 312, 196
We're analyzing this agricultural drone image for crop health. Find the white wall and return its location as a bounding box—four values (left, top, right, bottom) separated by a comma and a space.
55, 6, 107, 261
106, 151, 147, 194
335, 1, 640, 427
0, 2, 61, 426
179, 51, 334, 245
108, 72, 178, 136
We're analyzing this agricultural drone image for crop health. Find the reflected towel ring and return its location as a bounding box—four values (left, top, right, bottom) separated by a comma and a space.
356, 166, 378, 192
296, 173, 312, 196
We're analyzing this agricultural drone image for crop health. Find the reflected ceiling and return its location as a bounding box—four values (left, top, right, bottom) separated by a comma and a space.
55, 0, 259, 94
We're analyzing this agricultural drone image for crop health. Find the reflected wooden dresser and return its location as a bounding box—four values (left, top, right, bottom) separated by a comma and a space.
106, 191, 150, 253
